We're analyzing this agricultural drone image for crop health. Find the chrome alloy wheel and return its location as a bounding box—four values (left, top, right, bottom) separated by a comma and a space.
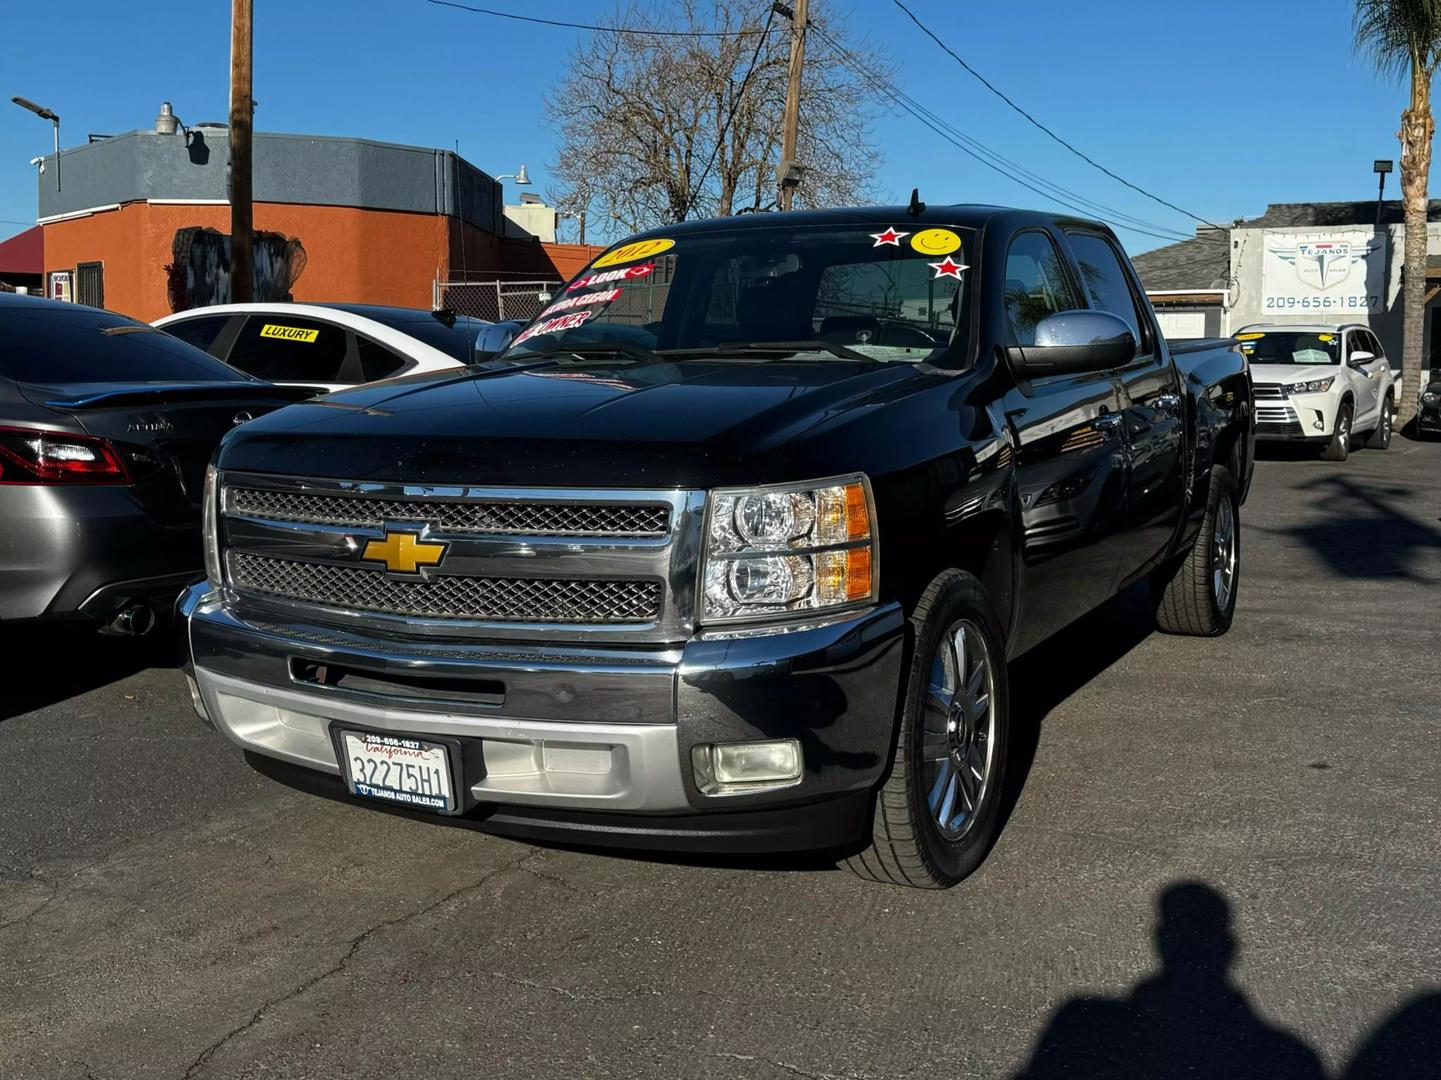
921, 620, 997, 841
1212, 493, 1237, 612
1337, 412, 1350, 445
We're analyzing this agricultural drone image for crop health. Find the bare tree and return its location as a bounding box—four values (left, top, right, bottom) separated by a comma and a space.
546, 0, 886, 238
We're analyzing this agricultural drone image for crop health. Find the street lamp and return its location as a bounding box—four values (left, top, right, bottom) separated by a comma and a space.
495, 165, 531, 187
1374, 159, 1393, 230
12, 96, 61, 192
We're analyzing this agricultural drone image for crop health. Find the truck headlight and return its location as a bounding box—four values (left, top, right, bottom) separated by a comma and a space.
1423, 390, 1439, 405
1286, 377, 1334, 394
701, 475, 876, 623
202, 463, 223, 586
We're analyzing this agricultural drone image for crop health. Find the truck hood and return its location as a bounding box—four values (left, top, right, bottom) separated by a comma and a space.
215, 357, 929, 487
1248, 364, 1339, 388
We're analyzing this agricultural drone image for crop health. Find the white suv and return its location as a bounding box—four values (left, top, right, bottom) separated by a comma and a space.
1237, 323, 1402, 461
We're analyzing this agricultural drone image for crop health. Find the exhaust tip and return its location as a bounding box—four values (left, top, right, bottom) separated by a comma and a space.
106, 603, 156, 637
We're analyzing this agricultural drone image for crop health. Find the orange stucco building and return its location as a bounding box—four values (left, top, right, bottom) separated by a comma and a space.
35, 121, 600, 322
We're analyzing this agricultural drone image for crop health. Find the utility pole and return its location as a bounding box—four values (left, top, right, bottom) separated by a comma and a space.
229, 0, 254, 303
777, 0, 809, 211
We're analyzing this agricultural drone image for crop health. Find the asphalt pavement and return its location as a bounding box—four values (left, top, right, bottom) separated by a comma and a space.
2, 438, 1438, 1079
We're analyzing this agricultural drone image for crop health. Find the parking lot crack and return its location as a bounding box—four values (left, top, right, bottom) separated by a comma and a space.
179, 847, 535, 1078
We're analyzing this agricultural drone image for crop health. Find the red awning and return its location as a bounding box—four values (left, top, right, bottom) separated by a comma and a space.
0, 226, 43, 275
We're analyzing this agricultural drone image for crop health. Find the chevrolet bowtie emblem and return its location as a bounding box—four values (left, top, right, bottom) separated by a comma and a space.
361, 530, 448, 575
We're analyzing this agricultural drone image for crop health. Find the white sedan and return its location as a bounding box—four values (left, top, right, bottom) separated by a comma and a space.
154, 303, 491, 392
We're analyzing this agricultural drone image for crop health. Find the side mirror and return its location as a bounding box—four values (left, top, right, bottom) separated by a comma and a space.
1348, 350, 1375, 366
1007, 310, 1137, 379
473, 320, 521, 363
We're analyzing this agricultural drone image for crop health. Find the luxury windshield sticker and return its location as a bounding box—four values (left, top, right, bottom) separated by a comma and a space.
909, 228, 962, 256
512, 309, 595, 347
870, 227, 909, 247
591, 237, 675, 268
568, 262, 655, 291
928, 256, 968, 280
1235, 332, 1266, 340
259, 324, 320, 343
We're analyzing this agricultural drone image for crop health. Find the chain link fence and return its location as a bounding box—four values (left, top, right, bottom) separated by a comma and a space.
434, 279, 562, 323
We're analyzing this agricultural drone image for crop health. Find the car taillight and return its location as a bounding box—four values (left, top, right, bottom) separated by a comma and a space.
0, 426, 130, 485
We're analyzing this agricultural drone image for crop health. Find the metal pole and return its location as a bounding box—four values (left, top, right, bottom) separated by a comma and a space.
778, 0, 809, 212
230, 0, 254, 303
1376, 171, 1386, 230
52, 119, 60, 193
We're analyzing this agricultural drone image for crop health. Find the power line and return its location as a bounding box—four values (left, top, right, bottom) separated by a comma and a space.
424, 0, 785, 37
809, 25, 1212, 246
888, 0, 1224, 232
682, 5, 779, 220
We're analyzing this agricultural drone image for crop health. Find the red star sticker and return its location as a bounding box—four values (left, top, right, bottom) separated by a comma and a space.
870, 227, 909, 247
929, 256, 968, 280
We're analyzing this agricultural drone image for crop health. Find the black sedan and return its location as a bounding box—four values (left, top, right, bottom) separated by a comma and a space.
0, 292, 311, 634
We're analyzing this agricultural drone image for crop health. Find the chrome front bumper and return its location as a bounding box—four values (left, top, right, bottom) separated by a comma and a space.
181, 584, 905, 828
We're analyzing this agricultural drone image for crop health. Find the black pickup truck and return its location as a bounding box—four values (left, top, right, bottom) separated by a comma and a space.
179, 205, 1253, 889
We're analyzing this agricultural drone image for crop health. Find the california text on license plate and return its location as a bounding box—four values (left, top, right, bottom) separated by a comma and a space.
340, 730, 455, 813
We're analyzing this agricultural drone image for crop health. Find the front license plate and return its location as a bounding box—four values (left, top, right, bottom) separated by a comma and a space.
339, 730, 456, 813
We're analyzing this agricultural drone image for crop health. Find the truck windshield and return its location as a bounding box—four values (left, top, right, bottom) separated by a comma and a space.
1235, 331, 1340, 365
503, 224, 974, 365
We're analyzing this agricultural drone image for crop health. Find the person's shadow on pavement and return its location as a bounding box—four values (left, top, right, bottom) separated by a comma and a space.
1013, 881, 1324, 1079
1343, 991, 1441, 1080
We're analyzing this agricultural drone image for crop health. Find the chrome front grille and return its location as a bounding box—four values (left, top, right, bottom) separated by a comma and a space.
1256, 404, 1298, 425
229, 553, 661, 623
229, 487, 669, 537
1253, 384, 1287, 401
218, 474, 703, 643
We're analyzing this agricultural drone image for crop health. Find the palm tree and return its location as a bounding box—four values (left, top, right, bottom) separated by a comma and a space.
1355, 2, 1441, 429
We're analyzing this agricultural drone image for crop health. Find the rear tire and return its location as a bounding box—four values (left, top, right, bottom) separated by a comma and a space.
845, 570, 1009, 889
1321, 403, 1352, 461
1364, 398, 1394, 450
1151, 466, 1239, 637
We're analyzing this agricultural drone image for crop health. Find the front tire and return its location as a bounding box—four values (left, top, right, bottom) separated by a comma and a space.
1151, 466, 1240, 636
1321, 402, 1352, 461
1364, 397, 1394, 450
846, 571, 1009, 889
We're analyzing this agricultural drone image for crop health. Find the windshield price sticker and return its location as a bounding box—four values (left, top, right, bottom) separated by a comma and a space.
591, 238, 675, 268
512, 309, 595, 347
569, 262, 655, 291
541, 288, 621, 317
259, 324, 319, 343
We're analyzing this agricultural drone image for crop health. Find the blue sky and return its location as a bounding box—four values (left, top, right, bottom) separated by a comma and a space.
0, 1, 1422, 255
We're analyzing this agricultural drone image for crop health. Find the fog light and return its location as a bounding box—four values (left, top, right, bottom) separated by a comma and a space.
692, 739, 802, 794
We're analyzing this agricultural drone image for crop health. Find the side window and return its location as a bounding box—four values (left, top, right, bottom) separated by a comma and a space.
1360, 331, 1384, 361
1003, 232, 1080, 346
163, 315, 232, 357
226, 316, 350, 382
1067, 232, 1145, 350
355, 336, 409, 382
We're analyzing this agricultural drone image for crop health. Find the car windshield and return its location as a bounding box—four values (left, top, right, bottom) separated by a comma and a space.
502, 224, 975, 365
1235, 330, 1340, 366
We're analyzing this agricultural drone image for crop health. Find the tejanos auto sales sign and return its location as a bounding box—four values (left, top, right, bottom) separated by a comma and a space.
1261, 229, 1387, 315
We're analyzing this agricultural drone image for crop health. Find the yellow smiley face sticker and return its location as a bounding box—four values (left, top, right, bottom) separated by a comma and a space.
591, 238, 676, 268
909, 228, 962, 256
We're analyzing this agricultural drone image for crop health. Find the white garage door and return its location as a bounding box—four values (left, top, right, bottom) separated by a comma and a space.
1156, 311, 1207, 340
